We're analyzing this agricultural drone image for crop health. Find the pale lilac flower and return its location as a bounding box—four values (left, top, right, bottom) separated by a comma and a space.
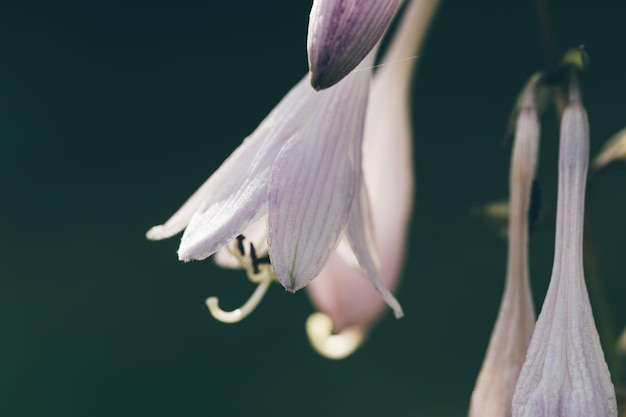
307, 0, 400, 90
306, 0, 440, 359
469, 79, 539, 417
511, 79, 617, 417
147, 52, 402, 323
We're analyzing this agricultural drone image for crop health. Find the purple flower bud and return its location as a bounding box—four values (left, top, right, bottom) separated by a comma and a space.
307, 0, 400, 90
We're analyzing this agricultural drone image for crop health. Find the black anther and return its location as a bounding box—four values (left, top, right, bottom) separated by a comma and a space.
236, 235, 246, 256
249, 244, 272, 274
249, 243, 260, 274
256, 255, 271, 265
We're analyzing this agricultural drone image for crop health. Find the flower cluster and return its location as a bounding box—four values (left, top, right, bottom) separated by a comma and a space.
469, 71, 618, 415
147, 0, 621, 413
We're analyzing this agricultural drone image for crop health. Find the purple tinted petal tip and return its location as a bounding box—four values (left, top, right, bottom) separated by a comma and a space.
307, 0, 399, 89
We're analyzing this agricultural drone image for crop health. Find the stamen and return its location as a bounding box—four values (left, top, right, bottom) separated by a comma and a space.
236, 235, 246, 256
206, 272, 272, 324
305, 312, 365, 360
210, 236, 277, 323
249, 244, 272, 275
249, 243, 260, 274
256, 255, 271, 265
225, 236, 276, 284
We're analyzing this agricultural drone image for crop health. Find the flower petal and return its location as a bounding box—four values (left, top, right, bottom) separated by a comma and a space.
307, 247, 370, 333
307, 0, 399, 89
178, 181, 267, 262
344, 183, 403, 319
512, 95, 617, 417
267, 67, 371, 291
308, 0, 439, 333
174, 76, 322, 261
146, 134, 267, 242
213, 216, 268, 268
593, 127, 626, 169
147, 76, 315, 242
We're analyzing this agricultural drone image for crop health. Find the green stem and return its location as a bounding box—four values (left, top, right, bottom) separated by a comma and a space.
534, 0, 559, 72
535, 0, 566, 117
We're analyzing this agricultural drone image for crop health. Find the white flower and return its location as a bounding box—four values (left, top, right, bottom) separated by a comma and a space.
512, 79, 617, 417
147, 51, 402, 322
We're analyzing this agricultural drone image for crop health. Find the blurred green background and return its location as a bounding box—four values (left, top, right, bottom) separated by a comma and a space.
1, 1, 626, 416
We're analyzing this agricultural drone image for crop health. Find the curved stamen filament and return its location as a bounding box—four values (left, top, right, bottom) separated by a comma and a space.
226, 237, 275, 284
305, 312, 365, 360
206, 269, 272, 324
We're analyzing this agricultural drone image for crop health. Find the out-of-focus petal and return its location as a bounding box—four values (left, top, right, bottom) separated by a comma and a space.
359, 0, 439, 283
307, 0, 399, 90
469, 83, 539, 417
593, 127, 626, 169
267, 64, 371, 292
512, 91, 617, 417
618, 327, 626, 355
307, 249, 370, 332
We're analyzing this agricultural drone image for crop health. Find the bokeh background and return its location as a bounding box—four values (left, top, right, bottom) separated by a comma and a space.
1, 1, 626, 416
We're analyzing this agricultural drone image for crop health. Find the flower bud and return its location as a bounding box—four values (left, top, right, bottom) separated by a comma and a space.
307, 0, 399, 90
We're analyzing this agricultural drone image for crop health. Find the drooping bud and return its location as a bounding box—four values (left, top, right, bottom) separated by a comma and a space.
469, 77, 540, 417
512, 77, 617, 417
307, 0, 400, 90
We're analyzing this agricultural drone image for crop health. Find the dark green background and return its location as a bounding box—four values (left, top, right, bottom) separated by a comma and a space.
1, 1, 625, 416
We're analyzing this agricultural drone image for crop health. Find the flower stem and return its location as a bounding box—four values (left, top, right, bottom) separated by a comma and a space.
534, 0, 566, 116
534, 0, 559, 72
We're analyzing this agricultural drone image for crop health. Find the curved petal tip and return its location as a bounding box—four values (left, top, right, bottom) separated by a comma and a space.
307, 0, 399, 89
146, 224, 168, 240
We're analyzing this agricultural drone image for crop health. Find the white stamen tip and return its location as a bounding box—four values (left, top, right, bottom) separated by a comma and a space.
305, 312, 365, 360
206, 276, 272, 324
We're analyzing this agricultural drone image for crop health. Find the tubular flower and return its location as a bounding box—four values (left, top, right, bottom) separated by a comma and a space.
146, 53, 402, 323
307, 0, 400, 90
469, 79, 540, 417
511, 79, 617, 417
306, 0, 439, 359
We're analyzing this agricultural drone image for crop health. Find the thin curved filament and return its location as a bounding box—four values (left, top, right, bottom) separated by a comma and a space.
206, 270, 272, 324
